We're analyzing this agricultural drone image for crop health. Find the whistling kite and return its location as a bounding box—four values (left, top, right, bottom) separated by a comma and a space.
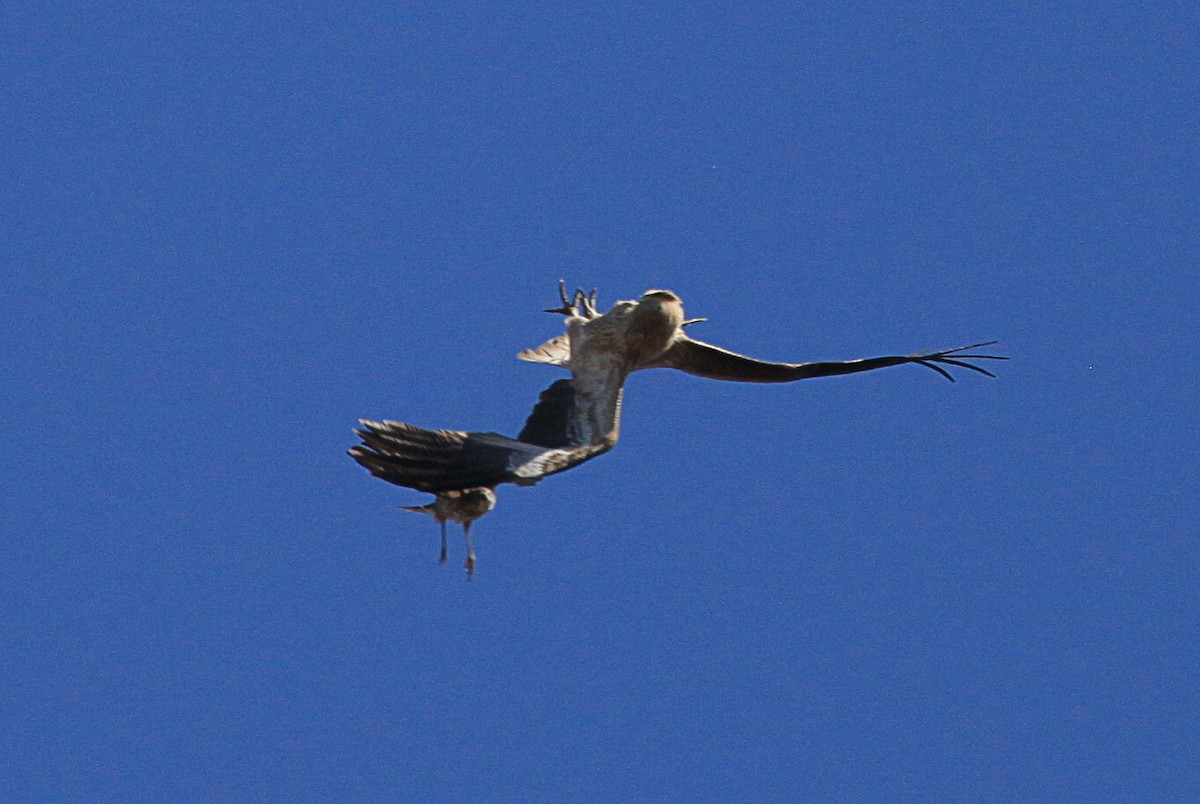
350, 284, 1005, 576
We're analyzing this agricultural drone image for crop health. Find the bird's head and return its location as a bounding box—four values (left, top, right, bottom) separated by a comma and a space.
637, 289, 685, 327
641, 289, 682, 304
627, 289, 686, 365
640, 289, 706, 328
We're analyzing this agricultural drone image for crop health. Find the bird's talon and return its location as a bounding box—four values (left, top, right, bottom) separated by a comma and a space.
582, 287, 600, 318
545, 279, 581, 316
545, 282, 603, 319
571, 288, 593, 317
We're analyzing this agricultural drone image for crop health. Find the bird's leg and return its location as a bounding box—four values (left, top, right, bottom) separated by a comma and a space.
439, 519, 448, 565
463, 522, 476, 579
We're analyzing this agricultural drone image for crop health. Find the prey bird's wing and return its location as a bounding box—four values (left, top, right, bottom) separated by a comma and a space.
643, 336, 1007, 383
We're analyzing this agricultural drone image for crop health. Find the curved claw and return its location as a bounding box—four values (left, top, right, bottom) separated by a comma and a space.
911, 341, 1008, 382
580, 287, 600, 318
544, 281, 602, 319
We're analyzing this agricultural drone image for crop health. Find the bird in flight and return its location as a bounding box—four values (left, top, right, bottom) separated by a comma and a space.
349, 283, 1006, 576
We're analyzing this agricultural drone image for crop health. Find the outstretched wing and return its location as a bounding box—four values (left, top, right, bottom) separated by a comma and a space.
350, 423, 531, 492
516, 378, 576, 447
349, 379, 611, 493
643, 336, 1006, 383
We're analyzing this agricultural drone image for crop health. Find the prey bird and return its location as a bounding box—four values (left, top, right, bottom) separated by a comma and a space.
398, 488, 497, 575
350, 283, 1006, 576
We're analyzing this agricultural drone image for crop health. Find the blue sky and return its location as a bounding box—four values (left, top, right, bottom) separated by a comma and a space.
3, 3, 1198, 800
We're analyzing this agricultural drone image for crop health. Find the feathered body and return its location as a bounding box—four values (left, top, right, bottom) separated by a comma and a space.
401, 488, 497, 529
351, 284, 1005, 576
349, 289, 689, 575
557, 289, 684, 447
401, 488, 497, 576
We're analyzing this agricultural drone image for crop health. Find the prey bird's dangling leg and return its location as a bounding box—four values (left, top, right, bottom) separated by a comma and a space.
463, 522, 477, 580
439, 519, 448, 565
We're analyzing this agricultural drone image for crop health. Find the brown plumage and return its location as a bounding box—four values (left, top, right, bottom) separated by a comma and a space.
352, 283, 1006, 576
520, 283, 1006, 384
349, 288, 685, 575
399, 488, 496, 577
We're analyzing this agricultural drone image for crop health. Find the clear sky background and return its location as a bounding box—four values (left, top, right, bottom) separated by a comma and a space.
4, 3, 1197, 800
